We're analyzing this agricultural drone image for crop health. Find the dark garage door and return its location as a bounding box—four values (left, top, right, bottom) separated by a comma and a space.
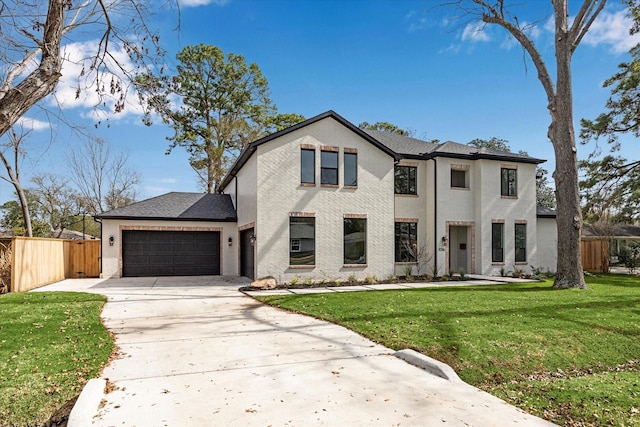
122, 230, 220, 277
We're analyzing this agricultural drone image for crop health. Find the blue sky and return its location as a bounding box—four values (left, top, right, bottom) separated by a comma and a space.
4, 0, 640, 205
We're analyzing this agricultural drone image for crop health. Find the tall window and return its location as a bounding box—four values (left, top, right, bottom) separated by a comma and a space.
344, 217, 366, 264
515, 223, 527, 262
344, 152, 358, 187
290, 217, 315, 265
395, 222, 417, 262
301, 149, 315, 184
501, 168, 517, 196
395, 165, 417, 195
321, 150, 338, 185
492, 223, 504, 263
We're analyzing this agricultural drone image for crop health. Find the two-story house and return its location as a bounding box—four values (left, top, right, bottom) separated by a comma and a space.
97, 111, 556, 281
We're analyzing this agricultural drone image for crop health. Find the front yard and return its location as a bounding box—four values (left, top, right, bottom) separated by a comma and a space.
258, 274, 640, 426
0, 292, 113, 426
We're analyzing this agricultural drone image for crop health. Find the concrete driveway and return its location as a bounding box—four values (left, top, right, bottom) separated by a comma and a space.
37, 276, 554, 427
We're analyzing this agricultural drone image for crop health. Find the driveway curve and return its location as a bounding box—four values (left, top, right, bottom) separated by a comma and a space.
38, 276, 554, 427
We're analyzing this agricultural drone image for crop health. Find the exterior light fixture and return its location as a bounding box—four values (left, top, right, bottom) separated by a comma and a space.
249, 234, 257, 245
109, 235, 115, 246
228, 236, 233, 246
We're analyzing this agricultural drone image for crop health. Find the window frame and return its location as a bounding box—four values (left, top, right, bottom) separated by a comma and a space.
501, 168, 517, 197
451, 169, 467, 189
515, 223, 527, 263
492, 222, 504, 263
343, 217, 366, 265
344, 152, 358, 187
300, 148, 315, 185
394, 165, 417, 195
395, 221, 417, 262
289, 216, 315, 266
320, 150, 339, 186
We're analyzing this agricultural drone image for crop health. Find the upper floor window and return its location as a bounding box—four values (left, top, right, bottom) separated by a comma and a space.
395, 165, 417, 195
301, 148, 315, 184
451, 169, 468, 188
344, 217, 366, 264
515, 223, 527, 263
321, 150, 338, 185
395, 221, 417, 262
501, 168, 517, 197
492, 222, 504, 263
344, 152, 358, 187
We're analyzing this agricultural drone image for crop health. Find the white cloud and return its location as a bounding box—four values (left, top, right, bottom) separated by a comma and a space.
50, 40, 146, 121
15, 117, 50, 132
461, 22, 491, 42
583, 9, 640, 54
179, 0, 229, 7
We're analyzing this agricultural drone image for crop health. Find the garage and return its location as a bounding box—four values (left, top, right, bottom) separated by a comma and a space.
122, 230, 220, 277
95, 193, 238, 279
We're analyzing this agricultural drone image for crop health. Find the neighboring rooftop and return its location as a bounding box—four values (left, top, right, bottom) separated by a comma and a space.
536, 206, 557, 218
95, 192, 237, 222
583, 223, 640, 238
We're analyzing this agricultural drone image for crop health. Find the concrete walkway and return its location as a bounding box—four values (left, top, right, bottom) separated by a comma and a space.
36, 276, 554, 427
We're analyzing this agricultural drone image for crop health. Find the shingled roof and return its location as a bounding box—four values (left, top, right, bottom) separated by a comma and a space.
95, 192, 237, 222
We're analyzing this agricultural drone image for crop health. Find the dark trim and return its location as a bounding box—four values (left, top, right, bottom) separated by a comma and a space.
95, 216, 237, 222
422, 151, 546, 165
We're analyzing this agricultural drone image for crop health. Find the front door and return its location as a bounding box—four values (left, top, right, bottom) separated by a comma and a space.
240, 228, 255, 280
449, 226, 470, 275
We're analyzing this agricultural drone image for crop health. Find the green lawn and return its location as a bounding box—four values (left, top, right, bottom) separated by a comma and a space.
258, 274, 640, 426
0, 292, 113, 427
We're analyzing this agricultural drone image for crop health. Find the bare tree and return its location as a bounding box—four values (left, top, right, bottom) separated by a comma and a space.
446, 0, 607, 289
0, 1, 174, 139
0, 125, 32, 236
31, 173, 80, 237
67, 137, 140, 214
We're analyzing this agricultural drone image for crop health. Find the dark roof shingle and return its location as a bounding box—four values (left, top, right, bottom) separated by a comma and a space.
95, 192, 237, 222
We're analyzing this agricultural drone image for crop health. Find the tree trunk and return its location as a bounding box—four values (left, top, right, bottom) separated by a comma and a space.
16, 182, 33, 237
549, 1, 587, 289
0, 0, 64, 137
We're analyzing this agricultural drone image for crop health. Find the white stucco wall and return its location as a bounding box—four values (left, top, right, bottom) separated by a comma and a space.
536, 217, 558, 273
100, 219, 238, 278
253, 118, 396, 283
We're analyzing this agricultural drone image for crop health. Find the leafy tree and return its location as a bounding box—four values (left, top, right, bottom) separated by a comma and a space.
359, 121, 414, 136
579, 155, 640, 224
448, 0, 607, 289
31, 173, 81, 237
468, 138, 556, 209
137, 44, 278, 193
266, 113, 307, 132
67, 137, 140, 214
0, 196, 49, 237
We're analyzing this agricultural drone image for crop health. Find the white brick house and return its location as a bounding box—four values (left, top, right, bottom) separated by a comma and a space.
97, 110, 557, 280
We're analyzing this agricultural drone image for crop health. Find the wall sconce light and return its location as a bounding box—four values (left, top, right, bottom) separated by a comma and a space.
228, 236, 233, 246
249, 234, 257, 245
441, 236, 448, 246
109, 235, 115, 246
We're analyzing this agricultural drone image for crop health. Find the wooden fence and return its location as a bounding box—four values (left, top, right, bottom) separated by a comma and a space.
581, 238, 610, 273
5, 237, 100, 293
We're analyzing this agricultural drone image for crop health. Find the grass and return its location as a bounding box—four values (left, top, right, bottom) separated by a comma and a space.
0, 292, 113, 427
257, 274, 640, 426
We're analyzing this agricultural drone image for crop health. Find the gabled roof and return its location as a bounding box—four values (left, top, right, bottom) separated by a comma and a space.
95, 192, 237, 222
218, 110, 546, 191
583, 223, 640, 238
536, 206, 557, 218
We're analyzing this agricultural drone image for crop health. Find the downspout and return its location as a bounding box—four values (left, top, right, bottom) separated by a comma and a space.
432, 158, 438, 274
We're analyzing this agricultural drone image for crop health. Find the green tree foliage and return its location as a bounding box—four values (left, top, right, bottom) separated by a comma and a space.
358, 121, 414, 136
467, 138, 555, 208
0, 196, 48, 237
137, 44, 280, 192
265, 113, 306, 132
579, 156, 640, 224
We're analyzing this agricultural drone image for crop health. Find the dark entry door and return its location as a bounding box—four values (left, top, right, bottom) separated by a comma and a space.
240, 228, 255, 280
122, 230, 220, 277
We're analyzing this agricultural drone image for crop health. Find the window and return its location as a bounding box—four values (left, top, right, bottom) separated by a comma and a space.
492, 223, 504, 263
395, 222, 417, 262
301, 149, 315, 184
321, 150, 338, 185
515, 223, 527, 263
290, 217, 315, 265
451, 169, 467, 188
344, 217, 366, 264
501, 168, 517, 197
395, 165, 417, 195
344, 152, 358, 187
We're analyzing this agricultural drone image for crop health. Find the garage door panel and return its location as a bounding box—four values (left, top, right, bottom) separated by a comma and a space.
122, 230, 220, 277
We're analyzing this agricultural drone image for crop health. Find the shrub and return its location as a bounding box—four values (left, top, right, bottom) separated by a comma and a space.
0, 243, 11, 294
